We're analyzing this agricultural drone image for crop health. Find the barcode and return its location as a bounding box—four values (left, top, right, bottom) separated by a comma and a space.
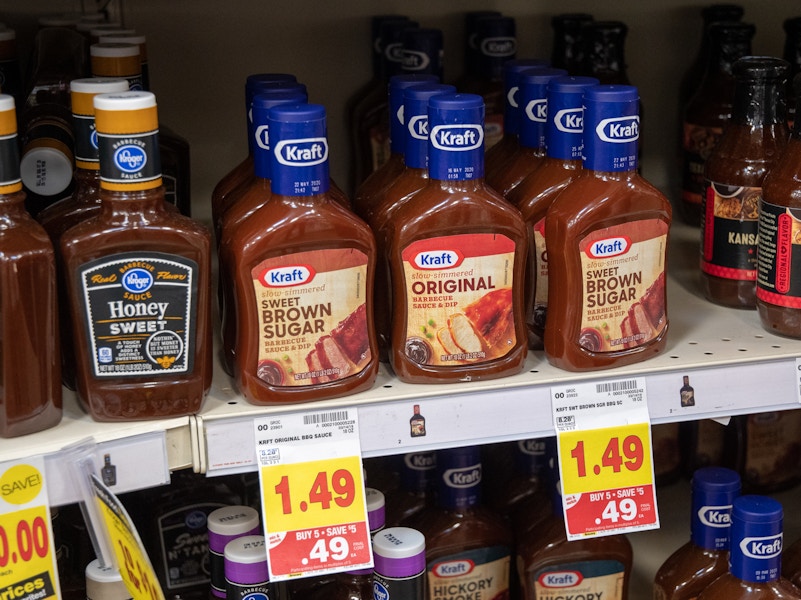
303, 410, 349, 425
596, 379, 638, 394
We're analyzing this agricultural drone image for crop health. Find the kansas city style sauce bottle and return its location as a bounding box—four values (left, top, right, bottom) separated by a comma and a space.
60, 91, 212, 421
545, 85, 671, 371
231, 103, 378, 403
0, 94, 62, 437
509, 75, 598, 348
653, 467, 741, 600
701, 57, 790, 309
386, 93, 528, 384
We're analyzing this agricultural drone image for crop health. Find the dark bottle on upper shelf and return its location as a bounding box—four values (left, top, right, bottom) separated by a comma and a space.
784, 17, 801, 128
0, 28, 23, 108
680, 21, 754, 226
550, 13, 594, 74
700, 56, 789, 309
453, 10, 502, 89
580, 20, 632, 84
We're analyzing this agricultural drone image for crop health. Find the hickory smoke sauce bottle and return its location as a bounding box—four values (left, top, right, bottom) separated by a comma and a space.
231, 103, 379, 403
700, 57, 790, 309
544, 85, 671, 371
60, 91, 212, 420
386, 93, 528, 384
653, 467, 741, 600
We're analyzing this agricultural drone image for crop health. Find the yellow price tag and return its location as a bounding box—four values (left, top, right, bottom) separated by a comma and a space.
559, 422, 652, 496
92, 474, 164, 600
261, 455, 365, 532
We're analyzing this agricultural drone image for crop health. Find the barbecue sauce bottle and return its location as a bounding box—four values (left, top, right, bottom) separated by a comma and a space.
697, 496, 801, 600
508, 75, 598, 348
230, 103, 378, 403
0, 94, 62, 437
60, 90, 212, 420
701, 57, 790, 309
545, 85, 671, 371
756, 74, 801, 337
550, 13, 594, 74
653, 467, 741, 600
385, 93, 528, 384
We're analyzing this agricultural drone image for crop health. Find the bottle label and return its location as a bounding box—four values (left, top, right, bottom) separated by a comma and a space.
369, 125, 391, 173
529, 559, 626, 600
0, 129, 21, 193
484, 113, 504, 150
429, 124, 485, 181
701, 182, 761, 281
98, 127, 162, 191
78, 252, 198, 377
400, 233, 517, 367
742, 411, 801, 489
374, 570, 425, 600
427, 546, 510, 600
756, 200, 801, 306
271, 136, 330, 196
226, 580, 271, 600
532, 217, 549, 333
681, 122, 723, 207
680, 385, 695, 407
250, 248, 371, 387
578, 220, 668, 353
73, 113, 99, 168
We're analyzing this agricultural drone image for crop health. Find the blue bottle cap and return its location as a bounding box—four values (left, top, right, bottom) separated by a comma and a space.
690, 467, 741, 551
436, 446, 482, 510
403, 83, 456, 169
582, 84, 639, 172
502, 58, 551, 136
428, 93, 485, 181
268, 103, 330, 196
475, 16, 517, 79
245, 73, 298, 104
250, 87, 309, 179
382, 20, 419, 78
545, 75, 599, 161
401, 28, 444, 78
388, 74, 440, 155
729, 495, 784, 583
517, 67, 568, 150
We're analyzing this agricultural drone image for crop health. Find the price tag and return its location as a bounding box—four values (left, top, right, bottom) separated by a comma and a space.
90, 474, 164, 600
254, 408, 372, 581
551, 377, 659, 540
0, 457, 60, 598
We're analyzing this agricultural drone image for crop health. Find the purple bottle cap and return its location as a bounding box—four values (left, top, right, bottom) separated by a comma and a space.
224, 535, 269, 586
373, 527, 426, 578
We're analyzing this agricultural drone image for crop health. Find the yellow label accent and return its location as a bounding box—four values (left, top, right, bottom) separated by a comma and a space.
0, 109, 16, 137
72, 91, 98, 116
100, 176, 162, 192
0, 181, 22, 194
96, 105, 158, 135
0, 464, 43, 505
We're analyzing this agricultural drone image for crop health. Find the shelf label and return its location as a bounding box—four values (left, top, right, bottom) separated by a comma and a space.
0, 457, 60, 599
795, 358, 801, 405
91, 474, 164, 600
551, 377, 659, 540
254, 409, 372, 581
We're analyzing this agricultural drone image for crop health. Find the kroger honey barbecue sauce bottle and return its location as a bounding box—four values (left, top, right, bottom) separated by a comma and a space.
653, 467, 741, 600
700, 57, 790, 309
544, 85, 671, 371
0, 94, 62, 437
413, 446, 514, 600
60, 90, 212, 420
697, 496, 801, 600
230, 103, 379, 403
386, 93, 528, 383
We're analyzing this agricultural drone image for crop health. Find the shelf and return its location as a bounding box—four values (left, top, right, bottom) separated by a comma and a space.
196, 221, 801, 475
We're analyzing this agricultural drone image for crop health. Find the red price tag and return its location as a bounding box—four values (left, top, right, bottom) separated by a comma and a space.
255, 410, 372, 580
0, 460, 60, 596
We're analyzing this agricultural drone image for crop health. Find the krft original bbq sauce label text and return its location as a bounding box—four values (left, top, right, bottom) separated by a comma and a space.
251, 248, 370, 387
79, 252, 198, 377
401, 233, 517, 367
578, 221, 668, 353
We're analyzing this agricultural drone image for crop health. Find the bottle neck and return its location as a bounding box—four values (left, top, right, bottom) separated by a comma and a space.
732, 79, 787, 126
708, 37, 751, 77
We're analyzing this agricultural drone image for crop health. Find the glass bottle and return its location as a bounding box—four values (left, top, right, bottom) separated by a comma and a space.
701, 57, 790, 309
784, 18, 801, 128
758, 70, 801, 335
679, 4, 745, 112
230, 103, 379, 404
508, 75, 598, 348
486, 66, 566, 197
581, 21, 632, 84
453, 10, 502, 90
352, 73, 439, 221
484, 58, 550, 184
653, 467, 741, 600
37, 77, 129, 391
697, 495, 800, 600
653, 423, 683, 486
0, 93, 62, 437
60, 90, 212, 421
384, 452, 436, 527
680, 21, 755, 226
550, 13, 594, 74
19, 26, 88, 216
413, 446, 514, 600
385, 93, 529, 384
217, 85, 308, 376
365, 82, 455, 361
544, 85, 671, 371
0, 28, 23, 107
401, 27, 444, 80
372, 527, 426, 600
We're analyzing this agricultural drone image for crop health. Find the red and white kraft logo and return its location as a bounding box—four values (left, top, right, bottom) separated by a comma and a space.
585, 236, 631, 259
433, 559, 475, 578
538, 570, 584, 588
259, 265, 315, 287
